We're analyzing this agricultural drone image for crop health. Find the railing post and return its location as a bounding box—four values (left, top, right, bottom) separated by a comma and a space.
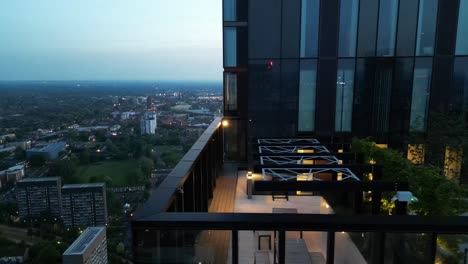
278, 229, 286, 264
326, 231, 335, 264
232, 230, 238, 264
429, 233, 437, 263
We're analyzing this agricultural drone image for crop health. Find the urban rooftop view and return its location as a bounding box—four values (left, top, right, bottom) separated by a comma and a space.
1, 0, 468, 263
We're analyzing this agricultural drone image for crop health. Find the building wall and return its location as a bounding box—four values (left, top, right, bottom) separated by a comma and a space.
62, 186, 108, 228
16, 178, 61, 219
223, 0, 468, 149
63, 227, 107, 264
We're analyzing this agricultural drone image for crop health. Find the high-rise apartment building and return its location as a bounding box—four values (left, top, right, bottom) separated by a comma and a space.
62, 183, 108, 229
63, 226, 108, 264
131, 1, 468, 263
146, 96, 152, 110
16, 177, 61, 219
222, 0, 468, 163
140, 112, 157, 135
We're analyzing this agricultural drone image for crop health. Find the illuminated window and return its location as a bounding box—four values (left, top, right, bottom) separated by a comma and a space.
444, 146, 462, 180
407, 144, 425, 164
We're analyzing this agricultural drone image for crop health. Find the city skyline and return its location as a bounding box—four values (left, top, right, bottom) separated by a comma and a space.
0, 0, 222, 81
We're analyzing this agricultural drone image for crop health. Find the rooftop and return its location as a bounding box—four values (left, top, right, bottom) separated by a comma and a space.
28, 142, 66, 152
62, 183, 105, 189
18, 177, 60, 183
63, 227, 105, 255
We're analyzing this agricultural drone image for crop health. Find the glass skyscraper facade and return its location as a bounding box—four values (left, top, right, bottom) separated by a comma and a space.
223, 0, 468, 153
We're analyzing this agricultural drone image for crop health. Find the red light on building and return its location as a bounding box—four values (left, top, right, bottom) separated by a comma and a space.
267, 61, 274, 70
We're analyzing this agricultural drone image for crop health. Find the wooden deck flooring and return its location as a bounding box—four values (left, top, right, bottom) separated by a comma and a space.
195, 162, 238, 264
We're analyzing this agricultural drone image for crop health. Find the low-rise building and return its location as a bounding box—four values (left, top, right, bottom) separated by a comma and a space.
63, 227, 107, 264
26, 142, 66, 160
0, 164, 25, 185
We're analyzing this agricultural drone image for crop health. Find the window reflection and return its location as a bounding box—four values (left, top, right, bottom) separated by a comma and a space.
224, 73, 237, 111
224, 28, 237, 67
223, 0, 237, 21
376, 0, 398, 56
300, 0, 320, 58
456, 0, 468, 55
335, 59, 355, 132
415, 0, 438, 56
410, 58, 432, 132
298, 60, 317, 132
338, 0, 359, 57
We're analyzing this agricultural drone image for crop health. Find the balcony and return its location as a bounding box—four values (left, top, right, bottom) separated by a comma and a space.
132, 118, 468, 264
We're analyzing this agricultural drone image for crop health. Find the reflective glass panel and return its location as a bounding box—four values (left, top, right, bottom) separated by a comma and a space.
300, 0, 320, 58
338, 0, 359, 57
335, 59, 355, 132
415, 0, 438, 56
376, 0, 398, 56
298, 60, 317, 132
224, 27, 237, 67
224, 73, 237, 111
456, 0, 468, 54
409, 58, 432, 132
224, 0, 236, 21
454, 57, 468, 112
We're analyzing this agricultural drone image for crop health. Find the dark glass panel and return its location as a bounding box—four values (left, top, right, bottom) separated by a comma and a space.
396, 0, 418, 56
281, 0, 301, 58
248, 60, 282, 137
318, 0, 340, 57
435, 0, 460, 55
389, 58, 414, 147
280, 60, 300, 136
357, 0, 379, 56
454, 57, 468, 113
248, 0, 281, 59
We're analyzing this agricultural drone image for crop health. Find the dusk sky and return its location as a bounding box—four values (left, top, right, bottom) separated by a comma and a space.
0, 0, 222, 81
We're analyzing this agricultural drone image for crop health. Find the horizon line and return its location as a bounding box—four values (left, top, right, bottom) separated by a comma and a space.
0, 79, 222, 83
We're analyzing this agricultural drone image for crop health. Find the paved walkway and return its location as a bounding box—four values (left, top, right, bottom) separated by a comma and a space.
228, 171, 366, 264
195, 162, 238, 264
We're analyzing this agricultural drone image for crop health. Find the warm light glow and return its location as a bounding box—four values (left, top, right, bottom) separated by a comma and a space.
338, 149, 344, 153
222, 120, 229, 127
247, 171, 253, 179
302, 160, 314, 165
297, 149, 314, 153
337, 173, 343, 181
375, 144, 388, 149
297, 173, 312, 195
368, 172, 373, 181
325, 204, 330, 209
407, 144, 425, 164
444, 146, 462, 179
369, 159, 376, 165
